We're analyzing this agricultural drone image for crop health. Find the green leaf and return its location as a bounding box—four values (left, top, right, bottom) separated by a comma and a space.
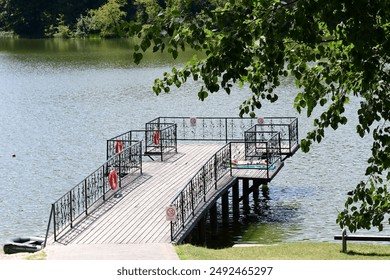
133, 52, 143, 65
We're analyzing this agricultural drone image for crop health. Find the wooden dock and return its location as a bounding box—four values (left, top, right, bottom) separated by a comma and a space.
53, 143, 226, 245
45, 116, 299, 247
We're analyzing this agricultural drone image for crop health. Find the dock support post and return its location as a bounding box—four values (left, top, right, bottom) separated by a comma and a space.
210, 204, 218, 233
262, 183, 270, 200
243, 179, 250, 211
232, 181, 240, 220
222, 191, 229, 225
252, 179, 260, 202
198, 216, 206, 246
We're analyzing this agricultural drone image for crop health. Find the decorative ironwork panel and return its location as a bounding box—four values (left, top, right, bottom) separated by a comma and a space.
85, 166, 105, 208
161, 124, 177, 153
170, 200, 182, 237
181, 183, 193, 223
290, 118, 299, 144
191, 171, 205, 209
203, 159, 215, 191
267, 132, 282, 164
230, 142, 245, 161
106, 131, 132, 159
214, 145, 231, 180
70, 181, 86, 221
53, 193, 72, 234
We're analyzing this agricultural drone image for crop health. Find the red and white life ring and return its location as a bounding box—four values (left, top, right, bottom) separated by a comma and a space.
153, 131, 160, 145
115, 140, 123, 154
109, 169, 118, 190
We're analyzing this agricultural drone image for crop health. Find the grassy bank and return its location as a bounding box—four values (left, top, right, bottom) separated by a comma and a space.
175, 242, 390, 260
0, 249, 46, 260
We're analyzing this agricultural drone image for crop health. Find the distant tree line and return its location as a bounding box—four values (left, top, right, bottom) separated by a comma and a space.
0, 0, 222, 38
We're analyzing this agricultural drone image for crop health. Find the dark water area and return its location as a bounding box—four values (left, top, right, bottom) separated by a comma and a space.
0, 38, 385, 246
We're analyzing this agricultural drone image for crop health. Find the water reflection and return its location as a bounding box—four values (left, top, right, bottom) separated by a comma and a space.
0, 38, 198, 68
199, 184, 310, 248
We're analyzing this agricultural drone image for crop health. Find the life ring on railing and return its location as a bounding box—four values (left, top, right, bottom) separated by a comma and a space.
109, 169, 118, 190
115, 140, 123, 154
153, 131, 160, 145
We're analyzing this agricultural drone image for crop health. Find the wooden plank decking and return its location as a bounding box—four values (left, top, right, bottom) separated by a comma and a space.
53, 143, 225, 245
51, 142, 290, 246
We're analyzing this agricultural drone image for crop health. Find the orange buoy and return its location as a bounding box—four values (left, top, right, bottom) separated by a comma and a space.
115, 140, 123, 154
109, 169, 118, 190
153, 130, 160, 145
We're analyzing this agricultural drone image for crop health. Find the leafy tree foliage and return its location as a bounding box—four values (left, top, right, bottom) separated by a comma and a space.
0, 0, 136, 37
129, 0, 390, 232
87, 0, 128, 37
0, 0, 54, 37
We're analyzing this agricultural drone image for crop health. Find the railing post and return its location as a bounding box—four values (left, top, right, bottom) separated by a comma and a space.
119, 152, 122, 189
140, 141, 143, 174
174, 124, 178, 153
69, 191, 73, 228
84, 178, 88, 216
225, 118, 228, 143
214, 154, 218, 190
229, 143, 232, 176
43, 206, 54, 248
203, 167, 207, 202
106, 140, 109, 160
103, 164, 106, 201
278, 132, 282, 159
170, 221, 174, 242
266, 141, 269, 180
288, 123, 292, 154
181, 192, 185, 229
160, 129, 163, 161
52, 204, 57, 242
190, 181, 195, 216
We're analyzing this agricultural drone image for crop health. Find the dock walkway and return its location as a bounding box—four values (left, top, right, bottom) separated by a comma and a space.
51, 143, 224, 246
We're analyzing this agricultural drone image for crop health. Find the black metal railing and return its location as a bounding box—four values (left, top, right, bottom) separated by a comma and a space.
230, 136, 282, 180
154, 117, 297, 147
170, 144, 231, 241
106, 122, 177, 161
247, 120, 299, 156
170, 137, 284, 241
169, 119, 292, 241
144, 122, 177, 160
46, 141, 142, 243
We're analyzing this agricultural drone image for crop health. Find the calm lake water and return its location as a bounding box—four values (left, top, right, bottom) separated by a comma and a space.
0, 38, 383, 246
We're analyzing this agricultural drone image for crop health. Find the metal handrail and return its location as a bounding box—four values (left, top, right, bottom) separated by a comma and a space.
170, 143, 231, 241
156, 117, 297, 148
46, 141, 142, 242
106, 124, 177, 161
169, 120, 289, 241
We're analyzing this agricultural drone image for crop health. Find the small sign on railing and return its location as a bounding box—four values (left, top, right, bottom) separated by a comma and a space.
165, 206, 177, 222
190, 117, 197, 126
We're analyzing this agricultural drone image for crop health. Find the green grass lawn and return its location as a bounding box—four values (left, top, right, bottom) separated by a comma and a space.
175, 242, 390, 260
